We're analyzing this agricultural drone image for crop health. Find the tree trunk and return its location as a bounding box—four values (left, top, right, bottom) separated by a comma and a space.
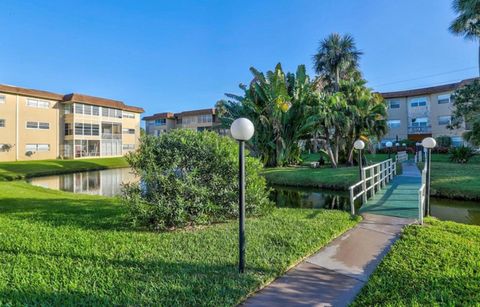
335, 66, 340, 92
347, 145, 355, 166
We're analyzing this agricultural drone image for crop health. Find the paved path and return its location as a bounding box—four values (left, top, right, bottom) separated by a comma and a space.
244, 214, 415, 306
245, 162, 420, 306
359, 161, 422, 219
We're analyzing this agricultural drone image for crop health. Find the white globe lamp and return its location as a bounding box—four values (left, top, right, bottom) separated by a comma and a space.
231, 118, 254, 141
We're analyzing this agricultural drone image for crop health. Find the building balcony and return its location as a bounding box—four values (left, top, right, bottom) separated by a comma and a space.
102, 133, 122, 139
407, 126, 432, 134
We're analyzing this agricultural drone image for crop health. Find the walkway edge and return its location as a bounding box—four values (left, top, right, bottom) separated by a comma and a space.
244, 214, 416, 306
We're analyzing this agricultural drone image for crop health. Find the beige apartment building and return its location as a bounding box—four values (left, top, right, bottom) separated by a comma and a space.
381, 78, 474, 146
0, 84, 143, 162
143, 108, 228, 136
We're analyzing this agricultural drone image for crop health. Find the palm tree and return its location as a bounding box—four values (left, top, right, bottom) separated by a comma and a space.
450, 0, 480, 76
313, 33, 363, 91
217, 63, 314, 167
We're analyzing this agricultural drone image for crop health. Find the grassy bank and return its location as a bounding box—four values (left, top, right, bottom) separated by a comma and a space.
353, 218, 480, 305
264, 153, 398, 190
0, 182, 358, 305
0, 157, 129, 181
263, 166, 359, 190
419, 154, 480, 201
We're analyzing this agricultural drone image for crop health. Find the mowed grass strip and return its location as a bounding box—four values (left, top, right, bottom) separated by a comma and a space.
0, 181, 358, 306
418, 155, 480, 201
0, 157, 129, 181
353, 218, 480, 306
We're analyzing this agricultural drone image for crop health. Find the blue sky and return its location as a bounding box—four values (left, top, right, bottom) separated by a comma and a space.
0, 0, 477, 116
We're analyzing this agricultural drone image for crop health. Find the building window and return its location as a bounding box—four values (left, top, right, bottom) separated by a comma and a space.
26, 98, 50, 109
438, 115, 451, 125
438, 94, 451, 104
26, 121, 49, 130
451, 136, 463, 147
389, 100, 400, 109
0, 119, 5, 128
0, 95, 5, 104
26, 144, 50, 152
101, 107, 122, 118
123, 112, 135, 119
122, 128, 135, 134
410, 97, 427, 107
65, 123, 73, 136
387, 119, 401, 128
92, 106, 100, 116
84, 105, 92, 115
75, 123, 100, 136
155, 119, 166, 126
39, 122, 50, 130
63, 104, 73, 115
123, 144, 135, 150
411, 117, 429, 127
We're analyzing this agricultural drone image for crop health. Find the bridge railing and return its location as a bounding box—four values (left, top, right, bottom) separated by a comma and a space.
396, 151, 408, 163
417, 165, 427, 224
348, 159, 396, 215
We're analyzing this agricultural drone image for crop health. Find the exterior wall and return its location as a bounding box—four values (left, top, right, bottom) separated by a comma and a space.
146, 118, 175, 136
383, 90, 465, 145
384, 97, 408, 141
0, 90, 142, 162
0, 92, 18, 161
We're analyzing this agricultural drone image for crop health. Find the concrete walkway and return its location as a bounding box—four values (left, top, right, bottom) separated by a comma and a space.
244, 213, 415, 306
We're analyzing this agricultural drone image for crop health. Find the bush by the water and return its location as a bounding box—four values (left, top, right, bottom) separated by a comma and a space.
123, 130, 272, 230
449, 146, 475, 164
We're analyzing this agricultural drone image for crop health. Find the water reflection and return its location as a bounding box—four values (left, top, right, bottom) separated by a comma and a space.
431, 198, 480, 226
26, 168, 479, 226
269, 185, 352, 211
27, 168, 138, 197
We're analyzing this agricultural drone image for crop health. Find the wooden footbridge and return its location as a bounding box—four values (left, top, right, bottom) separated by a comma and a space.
349, 152, 426, 224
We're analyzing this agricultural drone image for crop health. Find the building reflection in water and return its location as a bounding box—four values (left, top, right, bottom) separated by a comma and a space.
28, 168, 138, 197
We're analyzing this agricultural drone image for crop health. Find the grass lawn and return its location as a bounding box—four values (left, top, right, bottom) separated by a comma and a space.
0, 181, 358, 305
420, 154, 480, 201
0, 157, 129, 181
262, 166, 359, 190
265, 153, 399, 190
353, 218, 480, 306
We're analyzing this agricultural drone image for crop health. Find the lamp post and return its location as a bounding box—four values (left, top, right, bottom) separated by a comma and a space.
230, 118, 255, 273
386, 141, 393, 159
422, 137, 436, 217
354, 140, 365, 181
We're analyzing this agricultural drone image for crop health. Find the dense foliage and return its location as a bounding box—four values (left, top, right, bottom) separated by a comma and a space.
123, 130, 271, 230
449, 145, 475, 163
218, 71, 387, 168
451, 80, 480, 145
217, 64, 314, 167
450, 0, 480, 75
436, 135, 453, 147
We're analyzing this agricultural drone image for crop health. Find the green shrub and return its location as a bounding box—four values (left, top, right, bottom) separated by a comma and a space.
449, 146, 475, 164
436, 135, 452, 148
123, 130, 272, 230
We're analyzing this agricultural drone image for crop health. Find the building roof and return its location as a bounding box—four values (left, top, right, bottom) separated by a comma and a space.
0, 84, 64, 101
176, 108, 216, 117
142, 112, 175, 121
381, 78, 478, 99
0, 83, 143, 113
62, 93, 144, 113
143, 108, 215, 121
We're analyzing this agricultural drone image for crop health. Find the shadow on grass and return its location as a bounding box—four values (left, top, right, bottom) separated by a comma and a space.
0, 246, 273, 305
0, 197, 129, 231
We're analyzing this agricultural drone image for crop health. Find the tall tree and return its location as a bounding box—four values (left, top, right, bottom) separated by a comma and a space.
217, 64, 314, 167
450, 80, 480, 145
450, 0, 480, 75
313, 33, 362, 91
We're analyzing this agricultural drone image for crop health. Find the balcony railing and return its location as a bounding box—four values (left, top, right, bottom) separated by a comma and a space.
102, 133, 122, 139
407, 126, 432, 134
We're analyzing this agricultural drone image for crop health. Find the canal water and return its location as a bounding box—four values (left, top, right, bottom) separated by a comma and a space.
27, 168, 480, 226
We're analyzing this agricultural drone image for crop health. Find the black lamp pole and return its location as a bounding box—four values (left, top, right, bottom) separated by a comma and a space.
238, 140, 245, 273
